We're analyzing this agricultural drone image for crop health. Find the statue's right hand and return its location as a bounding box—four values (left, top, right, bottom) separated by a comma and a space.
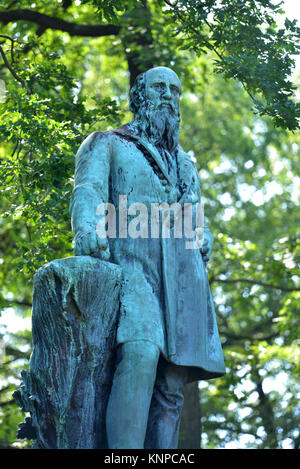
74, 231, 110, 261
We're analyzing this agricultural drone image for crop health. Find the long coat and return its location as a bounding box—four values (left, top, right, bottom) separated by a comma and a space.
70, 122, 226, 381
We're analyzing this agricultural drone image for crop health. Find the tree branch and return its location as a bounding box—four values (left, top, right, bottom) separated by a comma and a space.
0, 399, 15, 407
210, 277, 300, 292
224, 331, 278, 344
0, 385, 11, 395
0, 298, 32, 308
0, 443, 17, 449
4, 345, 30, 360
0, 44, 25, 86
163, 2, 259, 107
0, 34, 18, 62
0, 9, 121, 37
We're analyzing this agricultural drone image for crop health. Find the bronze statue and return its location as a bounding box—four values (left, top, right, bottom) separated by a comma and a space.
14, 66, 225, 449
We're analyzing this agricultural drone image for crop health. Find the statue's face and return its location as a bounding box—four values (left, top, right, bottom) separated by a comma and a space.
144, 67, 181, 115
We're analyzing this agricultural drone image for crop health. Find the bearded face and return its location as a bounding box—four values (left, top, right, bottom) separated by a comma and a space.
135, 101, 180, 154
130, 67, 182, 154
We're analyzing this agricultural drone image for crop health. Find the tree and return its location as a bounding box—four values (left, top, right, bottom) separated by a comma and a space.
0, 0, 299, 448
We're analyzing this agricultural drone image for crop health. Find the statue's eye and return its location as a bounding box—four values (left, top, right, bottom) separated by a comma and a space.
152, 83, 165, 91
170, 85, 179, 95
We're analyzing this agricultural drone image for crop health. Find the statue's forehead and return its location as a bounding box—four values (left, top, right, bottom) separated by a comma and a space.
145, 67, 181, 89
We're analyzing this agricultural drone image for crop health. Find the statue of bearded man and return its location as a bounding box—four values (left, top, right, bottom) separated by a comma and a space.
70, 66, 225, 449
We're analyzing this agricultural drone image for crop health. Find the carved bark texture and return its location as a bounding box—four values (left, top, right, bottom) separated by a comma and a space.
14, 256, 122, 449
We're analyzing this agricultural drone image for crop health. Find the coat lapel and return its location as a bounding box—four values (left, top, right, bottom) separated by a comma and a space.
138, 137, 176, 186
114, 122, 196, 200
113, 122, 176, 186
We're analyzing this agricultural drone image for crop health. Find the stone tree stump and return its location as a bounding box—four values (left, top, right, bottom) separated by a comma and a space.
14, 256, 122, 449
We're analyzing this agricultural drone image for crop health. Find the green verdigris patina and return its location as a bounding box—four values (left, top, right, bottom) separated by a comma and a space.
14, 67, 225, 449
14, 256, 122, 448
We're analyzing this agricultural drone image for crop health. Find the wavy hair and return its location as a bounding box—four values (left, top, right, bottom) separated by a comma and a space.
129, 72, 147, 115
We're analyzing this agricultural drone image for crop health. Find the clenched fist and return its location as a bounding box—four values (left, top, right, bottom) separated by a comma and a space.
74, 230, 110, 261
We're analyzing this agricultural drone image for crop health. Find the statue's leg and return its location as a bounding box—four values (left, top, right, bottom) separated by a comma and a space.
106, 340, 160, 449
144, 360, 188, 449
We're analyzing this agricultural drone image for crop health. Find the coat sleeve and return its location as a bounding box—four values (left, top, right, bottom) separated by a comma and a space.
69, 131, 112, 243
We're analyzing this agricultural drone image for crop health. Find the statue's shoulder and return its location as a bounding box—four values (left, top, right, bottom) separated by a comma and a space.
84, 122, 139, 147
82, 130, 116, 146
177, 144, 196, 167
111, 121, 140, 142
76, 130, 120, 160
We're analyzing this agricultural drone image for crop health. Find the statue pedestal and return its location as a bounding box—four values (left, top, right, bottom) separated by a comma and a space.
14, 256, 122, 449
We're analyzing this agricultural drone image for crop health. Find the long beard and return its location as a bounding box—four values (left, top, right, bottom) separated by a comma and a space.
135, 103, 180, 154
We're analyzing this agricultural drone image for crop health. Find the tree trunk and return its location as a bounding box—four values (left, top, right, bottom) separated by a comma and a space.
121, 0, 155, 87
253, 367, 278, 448
14, 256, 122, 449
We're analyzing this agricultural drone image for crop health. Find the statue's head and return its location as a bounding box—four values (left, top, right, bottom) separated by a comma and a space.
129, 67, 182, 152
129, 66, 182, 117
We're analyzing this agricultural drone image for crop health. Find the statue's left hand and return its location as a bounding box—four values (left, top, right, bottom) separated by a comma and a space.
200, 245, 210, 264
200, 233, 213, 264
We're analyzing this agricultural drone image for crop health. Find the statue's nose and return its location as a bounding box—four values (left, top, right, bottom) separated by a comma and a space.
162, 85, 172, 99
